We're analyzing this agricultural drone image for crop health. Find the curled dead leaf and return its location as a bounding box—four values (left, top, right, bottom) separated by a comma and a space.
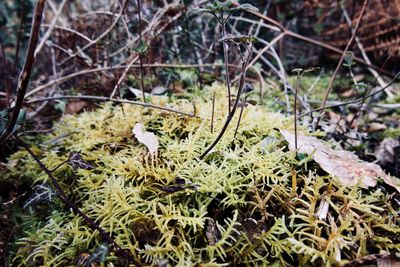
280, 130, 400, 193
377, 257, 400, 267
132, 123, 159, 156
375, 138, 400, 165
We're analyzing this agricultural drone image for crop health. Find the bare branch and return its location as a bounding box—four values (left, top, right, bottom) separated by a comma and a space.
0, 0, 46, 145
299, 71, 400, 117
26, 95, 196, 117
34, 0, 68, 58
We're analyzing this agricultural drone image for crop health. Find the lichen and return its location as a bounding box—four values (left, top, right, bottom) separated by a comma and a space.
5, 84, 400, 266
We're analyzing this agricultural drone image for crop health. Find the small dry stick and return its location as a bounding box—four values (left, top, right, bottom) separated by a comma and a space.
232, 1, 394, 78
61, 0, 129, 65
221, 23, 232, 112
0, 0, 45, 145
209, 9, 234, 112
34, 0, 68, 58
292, 69, 303, 152
109, 56, 138, 99
27, 63, 238, 99
299, 71, 400, 117
233, 103, 245, 140
26, 95, 196, 117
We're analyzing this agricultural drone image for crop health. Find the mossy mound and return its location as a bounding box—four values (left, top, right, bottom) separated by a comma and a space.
5, 84, 400, 266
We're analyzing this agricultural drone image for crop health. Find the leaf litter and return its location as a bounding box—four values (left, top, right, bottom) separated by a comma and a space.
281, 130, 400, 192
132, 123, 159, 156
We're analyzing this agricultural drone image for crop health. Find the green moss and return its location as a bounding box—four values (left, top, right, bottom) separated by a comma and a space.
5, 84, 400, 266
382, 127, 400, 139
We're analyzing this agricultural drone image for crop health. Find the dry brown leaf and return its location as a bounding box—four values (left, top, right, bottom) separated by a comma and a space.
280, 130, 400, 193
66, 100, 87, 114
362, 123, 387, 133
378, 257, 400, 267
375, 138, 400, 165
132, 123, 159, 156
339, 88, 357, 97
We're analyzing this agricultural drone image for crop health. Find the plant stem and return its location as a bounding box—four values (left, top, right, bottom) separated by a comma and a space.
200, 43, 253, 159
211, 92, 216, 133
0, 0, 45, 145
50, 159, 68, 172
298, 71, 400, 117
26, 95, 196, 117
294, 73, 301, 152
221, 21, 232, 112
233, 104, 244, 140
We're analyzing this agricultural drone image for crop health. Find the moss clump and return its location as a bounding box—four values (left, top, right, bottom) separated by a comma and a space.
5, 84, 400, 266
383, 127, 400, 139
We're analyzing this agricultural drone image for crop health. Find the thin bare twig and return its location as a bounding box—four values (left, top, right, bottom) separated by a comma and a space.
247, 33, 285, 71
307, 100, 400, 110
26, 95, 196, 117
341, 3, 395, 128
293, 70, 302, 152
211, 92, 216, 133
299, 71, 400, 117
35, 0, 68, 58
61, 0, 129, 65
25, 63, 238, 100
221, 20, 232, 112
233, 2, 394, 78
109, 2, 186, 99
0, 0, 46, 145
233, 104, 245, 140
41, 24, 93, 43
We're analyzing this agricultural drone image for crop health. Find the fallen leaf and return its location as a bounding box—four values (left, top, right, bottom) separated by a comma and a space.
128, 87, 150, 99
132, 123, 159, 156
87, 243, 109, 265
315, 197, 329, 220
339, 88, 357, 98
68, 151, 94, 170
280, 130, 400, 193
151, 86, 168, 95
23, 183, 55, 209
378, 257, 400, 267
66, 100, 87, 114
375, 138, 400, 165
362, 123, 387, 133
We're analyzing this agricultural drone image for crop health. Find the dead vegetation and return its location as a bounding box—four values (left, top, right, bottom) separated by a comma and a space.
0, 0, 399, 266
